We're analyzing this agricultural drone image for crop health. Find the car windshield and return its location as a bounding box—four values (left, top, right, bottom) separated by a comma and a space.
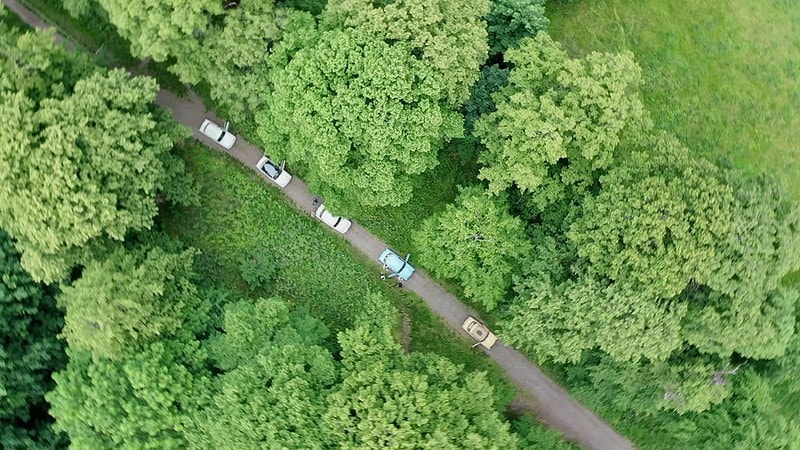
260, 161, 279, 178
217, 131, 226, 142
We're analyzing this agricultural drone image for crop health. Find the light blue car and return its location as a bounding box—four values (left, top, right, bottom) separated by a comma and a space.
379, 248, 415, 281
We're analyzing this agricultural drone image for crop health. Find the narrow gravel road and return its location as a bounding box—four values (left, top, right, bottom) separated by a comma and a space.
3, 2, 635, 448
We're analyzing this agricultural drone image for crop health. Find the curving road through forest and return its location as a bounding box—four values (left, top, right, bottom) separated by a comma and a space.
1, 1, 635, 448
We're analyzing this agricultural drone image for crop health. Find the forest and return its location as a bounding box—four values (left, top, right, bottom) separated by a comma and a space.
1, 0, 798, 449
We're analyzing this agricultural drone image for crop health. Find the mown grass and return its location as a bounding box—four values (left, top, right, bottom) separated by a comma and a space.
546, 0, 800, 198
161, 143, 517, 407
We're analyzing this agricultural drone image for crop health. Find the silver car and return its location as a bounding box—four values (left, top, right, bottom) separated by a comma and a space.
315, 205, 352, 234
199, 119, 236, 150
256, 156, 292, 188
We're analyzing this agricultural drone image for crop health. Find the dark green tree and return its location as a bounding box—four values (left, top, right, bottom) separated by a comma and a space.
486, 0, 549, 57
0, 232, 65, 449
452, 65, 509, 164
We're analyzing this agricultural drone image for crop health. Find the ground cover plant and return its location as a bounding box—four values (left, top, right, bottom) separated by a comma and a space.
546, 0, 800, 198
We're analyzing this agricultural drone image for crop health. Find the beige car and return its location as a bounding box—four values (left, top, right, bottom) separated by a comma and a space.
461, 316, 498, 349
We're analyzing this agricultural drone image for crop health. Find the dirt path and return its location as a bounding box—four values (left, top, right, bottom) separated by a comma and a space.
3, 2, 635, 448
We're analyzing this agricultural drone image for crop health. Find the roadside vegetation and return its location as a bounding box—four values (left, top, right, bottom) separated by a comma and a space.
2, 0, 798, 448
0, 4, 567, 447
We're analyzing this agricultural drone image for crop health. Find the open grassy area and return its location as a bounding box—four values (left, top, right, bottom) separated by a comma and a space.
161, 143, 517, 405
546, 0, 800, 197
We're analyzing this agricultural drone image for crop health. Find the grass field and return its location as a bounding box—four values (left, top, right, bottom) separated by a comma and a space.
546, 0, 800, 197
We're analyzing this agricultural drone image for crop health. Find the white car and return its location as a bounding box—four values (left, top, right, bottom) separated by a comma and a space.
256, 156, 292, 188
461, 316, 498, 349
199, 119, 236, 149
315, 205, 352, 234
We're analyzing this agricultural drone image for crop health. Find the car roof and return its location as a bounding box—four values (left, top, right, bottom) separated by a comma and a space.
380, 249, 415, 279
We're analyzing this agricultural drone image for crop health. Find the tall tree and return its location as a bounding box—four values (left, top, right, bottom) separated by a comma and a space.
567, 136, 800, 360
320, 0, 490, 107
47, 340, 211, 449
0, 26, 93, 102
171, 3, 318, 123
93, 0, 219, 61
0, 232, 65, 449
475, 32, 648, 210
260, 0, 490, 208
57, 242, 205, 360
567, 135, 737, 300
414, 186, 531, 310
503, 269, 686, 364
190, 298, 337, 449
323, 326, 518, 448
0, 66, 195, 282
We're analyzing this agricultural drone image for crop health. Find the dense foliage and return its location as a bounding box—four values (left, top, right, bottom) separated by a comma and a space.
260, 0, 491, 209
414, 186, 530, 310
0, 27, 193, 282
4, 1, 799, 448
476, 32, 648, 210
325, 326, 518, 448
0, 232, 65, 449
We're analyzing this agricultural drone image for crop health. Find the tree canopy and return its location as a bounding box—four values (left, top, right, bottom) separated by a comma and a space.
191, 298, 337, 449
47, 340, 211, 449
260, 0, 490, 208
171, 3, 318, 123
57, 242, 205, 360
323, 326, 518, 448
485, 0, 548, 57
0, 41, 194, 282
475, 32, 648, 209
414, 186, 531, 310
93, 0, 218, 61
500, 133, 800, 414
0, 231, 65, 449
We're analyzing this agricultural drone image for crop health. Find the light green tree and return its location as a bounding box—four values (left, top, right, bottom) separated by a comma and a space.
503, 270, 686, 364
323, 326, 518, 448
414, 186, 531, 310
475, 32, 648, 209
94, 0, 219, 61
0, 68, 194, 282
586, 352, 735, 416
321, 0, 490, 108
171, 3, 318, 123
567, 135, 737, 300
261, 0, 490, 208
57, 243, 204, 360
0, 26, 93, 102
